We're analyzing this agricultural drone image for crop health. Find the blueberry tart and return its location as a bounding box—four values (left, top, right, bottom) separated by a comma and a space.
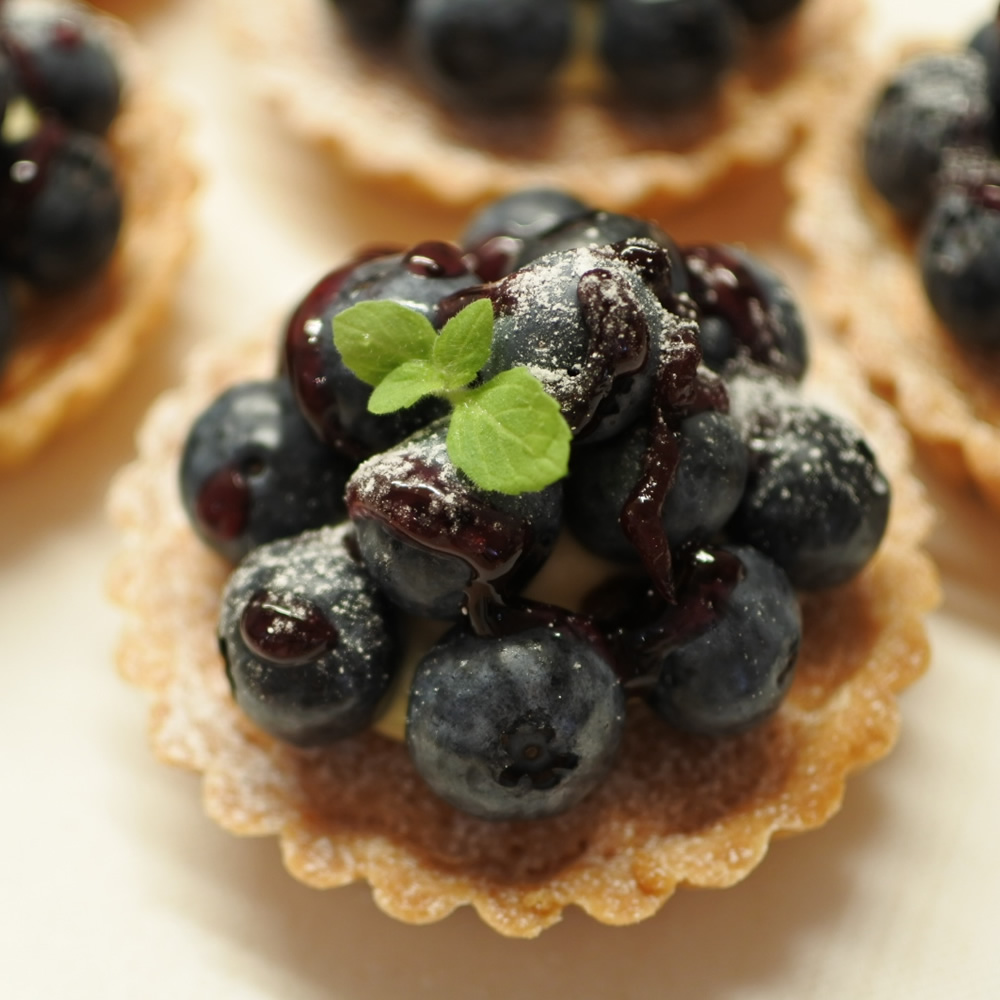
110, 195, 937, 937
792, 9, 1000, 512
226, 0, 861, 209
0, 0, 196, 470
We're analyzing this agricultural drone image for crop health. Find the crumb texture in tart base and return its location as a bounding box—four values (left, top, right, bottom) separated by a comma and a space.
108, 322, 939, 938
790, 46, 1000, 513
0, 8, 198, 472
225, 0, 862, 211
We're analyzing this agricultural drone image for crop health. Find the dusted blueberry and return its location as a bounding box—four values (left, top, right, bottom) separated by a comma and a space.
968, 18, 1000, 119
218, 524, 399, 746
180, 379, 354, 563
598, 0, 741, 110
406, 624, 625, 820
284, 243, 475, 456
919, 163, 1000, 350
0, 124, 122, 291
728, 379, 891, 589
567, 410, 748, 561
345, 421, 562, 620
863, 53, 993, 223
650, 545, 801, 735
409, 0, 573, 106
726, 0, 803, 25
3, 5, 121, 134
331, 0, 409, 45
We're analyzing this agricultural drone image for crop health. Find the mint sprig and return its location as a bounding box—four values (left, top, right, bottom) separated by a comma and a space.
333, 299, 571, 494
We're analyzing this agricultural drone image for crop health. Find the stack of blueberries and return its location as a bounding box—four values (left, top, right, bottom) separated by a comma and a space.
181, 188, 891, 822
331, 0, 806, 109
0, 2, 123, 379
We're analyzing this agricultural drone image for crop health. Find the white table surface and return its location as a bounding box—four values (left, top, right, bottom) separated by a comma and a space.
2, 1, 999, 996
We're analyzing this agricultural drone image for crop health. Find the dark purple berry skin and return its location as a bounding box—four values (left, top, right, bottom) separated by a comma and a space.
409, 0, 573, 107
180, 379, 354, 564
725, 0, 803, 26
919, 175, 1000, 351
728, 380, 891, 590
2, 5, 121, 135
598, 0, 741, 110
284, 243, 475, 457
345, 421, 562, 620
650, 545, 800, 736
566, 409, 748, 561
331, 0, 409, 45
863, 53, 993, 223
406, 624, 625, 820
218, 524, 399, 747
0, 122, 122, 291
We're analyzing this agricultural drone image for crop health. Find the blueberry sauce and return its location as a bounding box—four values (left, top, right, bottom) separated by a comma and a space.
403, 239, 469, 278
239, 589, 339, 665
194, 463, 251, 545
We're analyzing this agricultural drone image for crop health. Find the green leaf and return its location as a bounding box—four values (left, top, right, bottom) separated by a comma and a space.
367, 359, 443, 415
432, 298, 494, 390
333, 301, 436, 387
447, 367, 571, 494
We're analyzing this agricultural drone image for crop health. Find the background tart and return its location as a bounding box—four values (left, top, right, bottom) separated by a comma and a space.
225, 0, 862, 211
107, 317, 938, 938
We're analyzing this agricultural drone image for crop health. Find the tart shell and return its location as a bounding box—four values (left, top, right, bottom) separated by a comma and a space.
107, 322, 939, 938
0, 6, 198, 471
226, 0, 862, 211
790, 47, 1000, 512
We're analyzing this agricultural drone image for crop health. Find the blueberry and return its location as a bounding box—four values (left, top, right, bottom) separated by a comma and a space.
598, 0, 742, 110
284, 242, 475, 456
331, 0, 409, 45
650, 545, 801, 735
218, 524, 399, 747
473, 243, 686, 442
0, 122, 122, 291
2, 5, 121, 134
180, 379, 354, 563
728, 379, 891, 589
346, 420, 562, 619
918, 160, 1000, 350
863, 53, 993, 223
968, 18, 1000, 118
406, 624, 625, 820
566, 409, 748, 561
683, 244, 808, 380
725, 0, 803, 26
409, 0, 573, 107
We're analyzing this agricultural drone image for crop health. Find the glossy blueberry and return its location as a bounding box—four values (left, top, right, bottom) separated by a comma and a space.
863, 53, 993, 223
460, 188, 590, 281
728, 380, 891, 589
180, 379, 354, 563
919, 164, 1000, 350
725, 0, 803, 26
331, 0, 409, 44
2, 5, 121, 134
346, 421, 562, 620
406, 624, 625, 820
683, 244, 808, 380
409, 0, 573, 107
284, 243, 474, 457
598, 0, 741, 110
566, 409, 748, 561
0, 123, 122, 291
472, 243, 684, 442
218, 524, 399, 747
650, 545, 801, 735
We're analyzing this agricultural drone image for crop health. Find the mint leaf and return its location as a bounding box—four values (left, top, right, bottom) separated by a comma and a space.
432, 298, 494, 390
333, 301, 436, 386
367, 359, 443, 414
447, 367, 571, 494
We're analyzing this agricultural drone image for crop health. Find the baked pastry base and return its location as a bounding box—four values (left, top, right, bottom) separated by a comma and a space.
108, 324, 939, 938
0, 5, 197, 471
226, 0, 862, 210
790, 48, 1000, 512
